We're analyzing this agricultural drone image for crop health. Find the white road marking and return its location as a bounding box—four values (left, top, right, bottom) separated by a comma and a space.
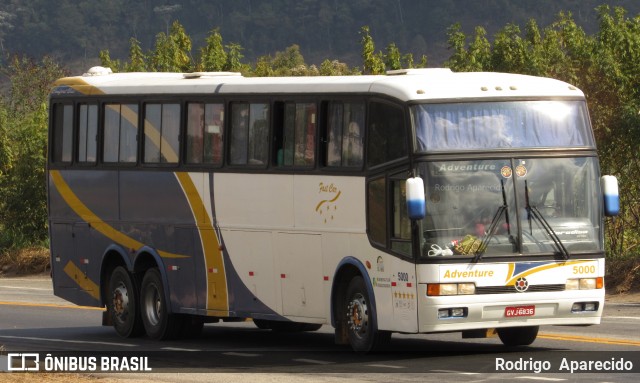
430, 369, 480, 375
293, 358, 333, 365
222, 352, 262, 357
367, 363, 405, 369
0, 335, 136, 347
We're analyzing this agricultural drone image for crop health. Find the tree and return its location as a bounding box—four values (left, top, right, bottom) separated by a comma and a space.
0, 56, 66, 248
199, 28, 227, 72
360, 26, 385, 75
150, 20, 192, 72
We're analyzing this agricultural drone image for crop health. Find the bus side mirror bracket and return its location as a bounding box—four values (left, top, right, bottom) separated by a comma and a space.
601, 175, 619, 217
406, 176, 426, 220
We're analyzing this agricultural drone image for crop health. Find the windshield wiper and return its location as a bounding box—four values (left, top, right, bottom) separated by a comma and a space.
473, 179, 515, 262
524, 180, 570, 260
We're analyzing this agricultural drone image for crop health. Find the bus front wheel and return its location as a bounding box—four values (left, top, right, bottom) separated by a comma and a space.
140, 268, 180, 340
344, 276, 390, 352
108, 266, 143, 338
497, 326, 539, 346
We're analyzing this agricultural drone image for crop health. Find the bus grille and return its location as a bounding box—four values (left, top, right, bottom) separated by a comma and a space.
475, 284, 565, 294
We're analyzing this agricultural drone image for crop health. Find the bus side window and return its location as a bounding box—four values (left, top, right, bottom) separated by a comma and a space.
391, 178, 412, 256
103, 103, 139, 164
77, 104, 98, 164
186, 102, 224, 165
230, 102, 269, 166
143, 103, 180, 164
52, 103, 73, 164
367, 101, 407, 168
276, 102, 316, 167
367, 177, 387, 246
326, 101, 364, 168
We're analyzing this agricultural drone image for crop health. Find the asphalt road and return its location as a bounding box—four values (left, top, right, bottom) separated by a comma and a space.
1, 276, 639, 382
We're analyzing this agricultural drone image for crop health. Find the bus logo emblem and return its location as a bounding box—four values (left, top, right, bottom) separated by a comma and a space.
514, 277, 529, 292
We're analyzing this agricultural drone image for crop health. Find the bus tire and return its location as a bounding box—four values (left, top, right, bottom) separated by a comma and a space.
140, 268, 180, 340
497, 325, 539, 346
344, 276, 390, 352
108, 266, 144, 338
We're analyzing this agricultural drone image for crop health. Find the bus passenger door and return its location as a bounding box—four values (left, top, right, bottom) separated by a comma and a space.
276, 233, 324, 319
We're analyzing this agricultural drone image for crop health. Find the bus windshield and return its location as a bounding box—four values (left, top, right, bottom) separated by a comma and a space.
412, 101, 594, 152
419, 157, 602, 259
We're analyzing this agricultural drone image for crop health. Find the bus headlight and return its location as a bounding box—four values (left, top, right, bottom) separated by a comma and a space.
427, 283, 476, 296
566, 277, 603, 290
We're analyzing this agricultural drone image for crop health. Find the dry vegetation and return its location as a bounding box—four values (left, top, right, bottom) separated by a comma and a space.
0, 247, 50, 277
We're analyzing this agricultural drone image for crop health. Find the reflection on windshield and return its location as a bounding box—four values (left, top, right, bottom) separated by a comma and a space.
419, 158, 602, 259
412, 101, 594, 152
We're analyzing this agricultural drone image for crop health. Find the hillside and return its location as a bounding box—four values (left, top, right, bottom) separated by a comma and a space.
2, 0, 640, 70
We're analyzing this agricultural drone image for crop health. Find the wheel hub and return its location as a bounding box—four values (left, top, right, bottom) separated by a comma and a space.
346, 293, 368, 338
112, 284, 129, 322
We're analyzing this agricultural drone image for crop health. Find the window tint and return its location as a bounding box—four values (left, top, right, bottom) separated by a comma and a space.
327, 101, 364, 167
103, 103, 138, 163
230, 103, 269, 165
144, 103, 180, 164
367, 102, 407, 167
78, 104, 98, 163
186, 103, 224, 165
277, 102, 316, 167
52, 103, 73, 163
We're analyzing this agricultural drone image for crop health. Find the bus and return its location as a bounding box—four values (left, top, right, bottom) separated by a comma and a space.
47, 66, 619, 352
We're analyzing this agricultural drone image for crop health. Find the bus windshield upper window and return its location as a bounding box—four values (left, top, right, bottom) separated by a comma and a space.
412, 101, 594, 152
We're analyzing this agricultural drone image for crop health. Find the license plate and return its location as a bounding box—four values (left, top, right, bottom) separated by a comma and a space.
505, 305, 535, 317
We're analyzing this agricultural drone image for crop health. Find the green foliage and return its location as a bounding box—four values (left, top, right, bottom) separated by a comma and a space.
199, 28, 227, 71
0, 56, 65, 249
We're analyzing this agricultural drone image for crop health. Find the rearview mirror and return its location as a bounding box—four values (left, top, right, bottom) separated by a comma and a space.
601, 175, 619, 217
406, 176, 426, 220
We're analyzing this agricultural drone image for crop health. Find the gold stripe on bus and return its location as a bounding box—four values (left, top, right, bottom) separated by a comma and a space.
54, 77, 105, 95
63, 260, 100, 301
505, 260, 589, 286
50, 170, 188, 259
175, 172, 229, 315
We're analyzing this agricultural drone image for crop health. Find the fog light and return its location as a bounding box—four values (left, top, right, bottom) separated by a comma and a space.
584, 302, 597, 311
572, 302, 599, 313
451, 308, 466, 317
438, 309, 450, 319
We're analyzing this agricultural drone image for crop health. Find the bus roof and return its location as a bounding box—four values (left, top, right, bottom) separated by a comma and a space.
52, 67, 585, 101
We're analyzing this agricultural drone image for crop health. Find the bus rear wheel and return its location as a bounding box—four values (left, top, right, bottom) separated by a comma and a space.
344, 276, 390, 352
108, 266, 143, 338
140, 268, 180, 340
497, 326, 539, 346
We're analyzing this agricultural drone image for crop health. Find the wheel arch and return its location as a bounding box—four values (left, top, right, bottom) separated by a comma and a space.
330, 257, 377, 329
